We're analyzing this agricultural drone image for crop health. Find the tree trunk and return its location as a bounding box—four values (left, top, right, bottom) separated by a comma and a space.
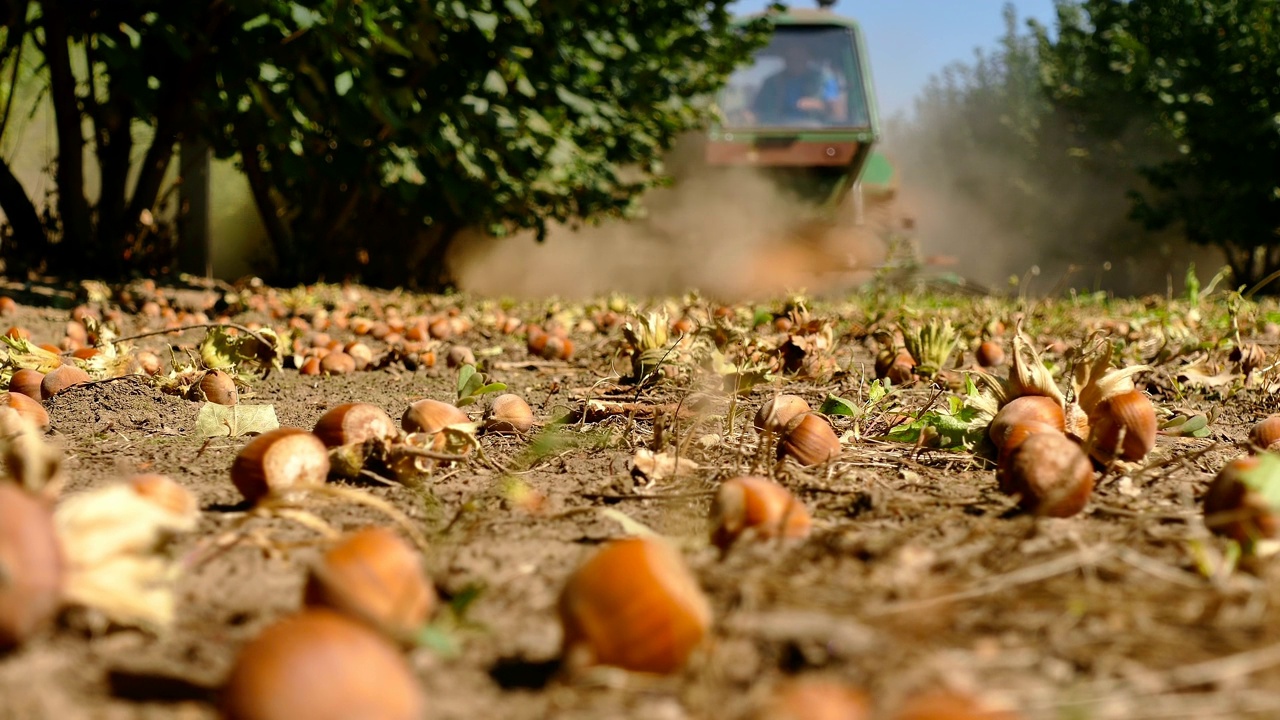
0, 155, 48, 271
42, 2, 93, 270
406, 223, 461, 292
94, 101, 133, 272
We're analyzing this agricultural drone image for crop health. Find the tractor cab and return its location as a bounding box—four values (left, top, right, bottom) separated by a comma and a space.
718, 21, 873, 131
705, 6, 888, 219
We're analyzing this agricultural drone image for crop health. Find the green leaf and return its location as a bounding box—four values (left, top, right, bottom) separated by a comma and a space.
482, 69, 508, 97
1237, 452, 1280, 510
503, 0, 533, 24
457, 364, 477, 396
199, 326, 284, 376
195, 403, 280, 438
416, 625, 461, 658
119, 23, 141, 49
290, 2, 323, 30
513, 74, 536, 98
241, 14, 271, 31
555, 86, 596, 115
819, 395, 859, 418
470, 11, 499, 41
334, 71, 353, 97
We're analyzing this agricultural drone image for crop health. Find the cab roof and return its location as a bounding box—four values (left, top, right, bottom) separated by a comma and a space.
734, 7, 864, 30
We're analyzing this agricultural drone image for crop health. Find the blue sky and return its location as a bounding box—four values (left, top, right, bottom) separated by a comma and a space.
729, 0, 1060, 120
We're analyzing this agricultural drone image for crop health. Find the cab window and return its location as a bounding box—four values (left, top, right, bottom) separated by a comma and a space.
719, 25, 870, 130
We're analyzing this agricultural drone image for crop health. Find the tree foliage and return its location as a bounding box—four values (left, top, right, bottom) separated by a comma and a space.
0, 1, 773, 287
890, 5, 1174, 292
1037, 0, 1280, 289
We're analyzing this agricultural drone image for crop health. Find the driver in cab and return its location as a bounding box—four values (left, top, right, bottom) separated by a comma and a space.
748, 41, 843, 125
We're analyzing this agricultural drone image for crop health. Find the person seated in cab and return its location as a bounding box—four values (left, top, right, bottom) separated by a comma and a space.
749, 41, 844, 125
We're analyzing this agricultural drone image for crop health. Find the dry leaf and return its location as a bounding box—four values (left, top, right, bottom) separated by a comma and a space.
53, 480, 200, 631
0, 407, 63, 496
630, 448, 700, 483
195, 402, 280, 437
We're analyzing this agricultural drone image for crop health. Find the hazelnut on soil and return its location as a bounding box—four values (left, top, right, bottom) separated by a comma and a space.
0, 482, 64, 650
401, 398, 469, 435
975, 340, 1005, 368
446, 345, 476, 368
40, 364, 91, 399
1086, 389, 1156, 464
754, 394, 811, 435
8, 368, 44, 400
199, 369, 239, 405
1203, 455, 1279, 545
710, 475, 811, 551
313, 403, 398, 448
997, 431, 1094, 517
128, 473, 199, 517
875, 348, 915, 384
778, 412, 841, 466
557, 535, 712, 675
482, 394, 533, 434
220, 608, 427, 720
755, 677, 871, 720
319, 351, 357, 376
303, 527, 436, 642
2, 392, 49, 430
988, 395, 1065, 449
230, 428, 331, 504
1247, 415, 1280, 454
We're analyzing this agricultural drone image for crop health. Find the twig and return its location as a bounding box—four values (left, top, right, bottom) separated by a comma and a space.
87, 322, 278, 362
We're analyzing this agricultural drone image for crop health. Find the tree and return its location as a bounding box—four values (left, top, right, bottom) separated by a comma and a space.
204, 1, 774, 288
0, 1, 774, 287
0, 2, 237, 277
1037, 0, 1280, 290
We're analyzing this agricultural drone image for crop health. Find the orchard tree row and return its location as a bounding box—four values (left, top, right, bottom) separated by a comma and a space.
0, 1, 1276, 290
896, 0, 1279, 292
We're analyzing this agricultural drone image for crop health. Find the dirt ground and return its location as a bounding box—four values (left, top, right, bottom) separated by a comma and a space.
1, 278, 1279, 720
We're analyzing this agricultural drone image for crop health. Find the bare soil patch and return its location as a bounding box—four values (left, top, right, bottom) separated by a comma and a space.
1, 280, 1279, 719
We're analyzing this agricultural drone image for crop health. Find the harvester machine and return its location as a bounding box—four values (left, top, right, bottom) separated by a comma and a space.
701, 0, 919, 292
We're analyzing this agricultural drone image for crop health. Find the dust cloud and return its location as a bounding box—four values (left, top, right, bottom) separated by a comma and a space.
447, 135, 887, 301
880, 116, 1222, 298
